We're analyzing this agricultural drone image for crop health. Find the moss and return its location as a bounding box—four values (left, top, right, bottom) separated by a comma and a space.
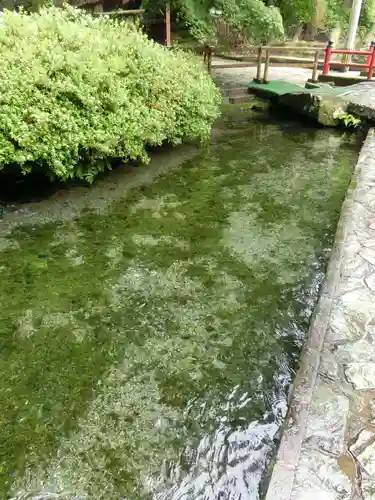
278, 92, 360, 129
0, 118, 358, 498
316, 97, 347, 127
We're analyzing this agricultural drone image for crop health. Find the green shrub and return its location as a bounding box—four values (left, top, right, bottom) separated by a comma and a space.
0, 7, 221, 181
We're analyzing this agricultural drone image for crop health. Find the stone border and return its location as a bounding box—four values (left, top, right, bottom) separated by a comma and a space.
266, 129, 375, 499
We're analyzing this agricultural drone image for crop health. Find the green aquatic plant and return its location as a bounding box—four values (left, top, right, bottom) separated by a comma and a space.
333, 111, 362, 129
0, 122, 358, 498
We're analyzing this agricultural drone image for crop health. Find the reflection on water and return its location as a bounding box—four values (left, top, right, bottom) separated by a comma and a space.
0, 116, 359, 500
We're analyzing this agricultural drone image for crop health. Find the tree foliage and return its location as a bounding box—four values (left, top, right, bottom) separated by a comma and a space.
219, 0, 284, 43
0, 6, 221, 181
272, 0, 375, 41
0, 0, 50, 13
269, 0, 315, 29
150, 0, 375, 45
322, 0, 347, 31
142, 0, 284, 45
359, 0, 375, 40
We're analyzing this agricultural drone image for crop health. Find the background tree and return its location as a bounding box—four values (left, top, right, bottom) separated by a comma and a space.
271, 0, 375, 43
0, 0, 39, 11
0, 0, 55, 13
141, 0, 284, 48
268, 0, 315, 39
1, 0, 374, 47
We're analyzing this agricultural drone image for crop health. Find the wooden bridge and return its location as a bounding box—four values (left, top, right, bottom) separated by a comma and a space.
210, 42, 375, 87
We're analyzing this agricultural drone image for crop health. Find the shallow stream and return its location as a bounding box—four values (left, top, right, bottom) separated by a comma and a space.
0, 114, 360, 499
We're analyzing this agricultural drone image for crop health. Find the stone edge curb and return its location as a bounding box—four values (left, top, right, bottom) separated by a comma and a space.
265, 128, 375, 500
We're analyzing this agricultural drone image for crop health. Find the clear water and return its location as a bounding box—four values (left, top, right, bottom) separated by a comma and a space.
0, 115, 360, 499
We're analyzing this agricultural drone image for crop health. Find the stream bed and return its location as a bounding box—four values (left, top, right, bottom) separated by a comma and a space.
0, 115, 361, 499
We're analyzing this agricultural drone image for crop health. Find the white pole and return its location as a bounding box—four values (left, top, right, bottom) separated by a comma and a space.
345, 0, 363, 50
341, 0, 363, 70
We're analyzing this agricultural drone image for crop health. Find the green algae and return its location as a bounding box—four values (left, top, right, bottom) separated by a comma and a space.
0, 118, 359, 499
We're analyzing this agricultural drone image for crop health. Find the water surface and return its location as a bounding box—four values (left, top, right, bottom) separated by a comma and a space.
0, 117, 359, 499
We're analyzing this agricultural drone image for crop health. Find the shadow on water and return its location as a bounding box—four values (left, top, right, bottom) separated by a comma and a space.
0, 145, 180, 211
0, 112, 362, 500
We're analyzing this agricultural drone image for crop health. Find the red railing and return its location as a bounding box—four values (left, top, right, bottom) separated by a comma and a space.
323, 41, 375, 79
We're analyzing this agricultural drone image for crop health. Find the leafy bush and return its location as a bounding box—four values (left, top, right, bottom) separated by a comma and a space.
0, 7, 221, 181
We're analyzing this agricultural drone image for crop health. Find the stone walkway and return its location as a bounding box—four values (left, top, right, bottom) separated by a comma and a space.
212, 62, 312, 88
266, 131, 375, 500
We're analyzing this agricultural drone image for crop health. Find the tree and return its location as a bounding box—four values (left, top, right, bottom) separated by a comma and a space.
269, 0, 328, 40
0, 0, 54, 13
273, 0, 375, 43
0, 0, 41, 11
141, 0, 284, 47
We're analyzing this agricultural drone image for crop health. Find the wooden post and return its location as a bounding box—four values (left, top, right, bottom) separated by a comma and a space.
323, 41, 333, 75
263, 50, 270, 83
165, 2, 172, 48
311, 50, 319, 82
254, 46, 262, 83
207, 48, 212, 74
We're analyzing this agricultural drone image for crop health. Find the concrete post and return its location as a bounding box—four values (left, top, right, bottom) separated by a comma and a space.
263, 50, 270, 84
254, 47, 263, 83
344, 0, 363, 62
341, 0, 363, 70
346, 0, 363, 50
311, 50, 320, 82
93, 1, 103, 14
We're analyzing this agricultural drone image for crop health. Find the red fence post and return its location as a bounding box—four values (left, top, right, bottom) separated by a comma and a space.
366, 41, 375, 66
368, 45, 375, 80
323, 41, 333, 75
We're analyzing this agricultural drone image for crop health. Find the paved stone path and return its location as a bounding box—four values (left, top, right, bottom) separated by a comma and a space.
267, 131, 375, 500
212, 61, 312, 88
